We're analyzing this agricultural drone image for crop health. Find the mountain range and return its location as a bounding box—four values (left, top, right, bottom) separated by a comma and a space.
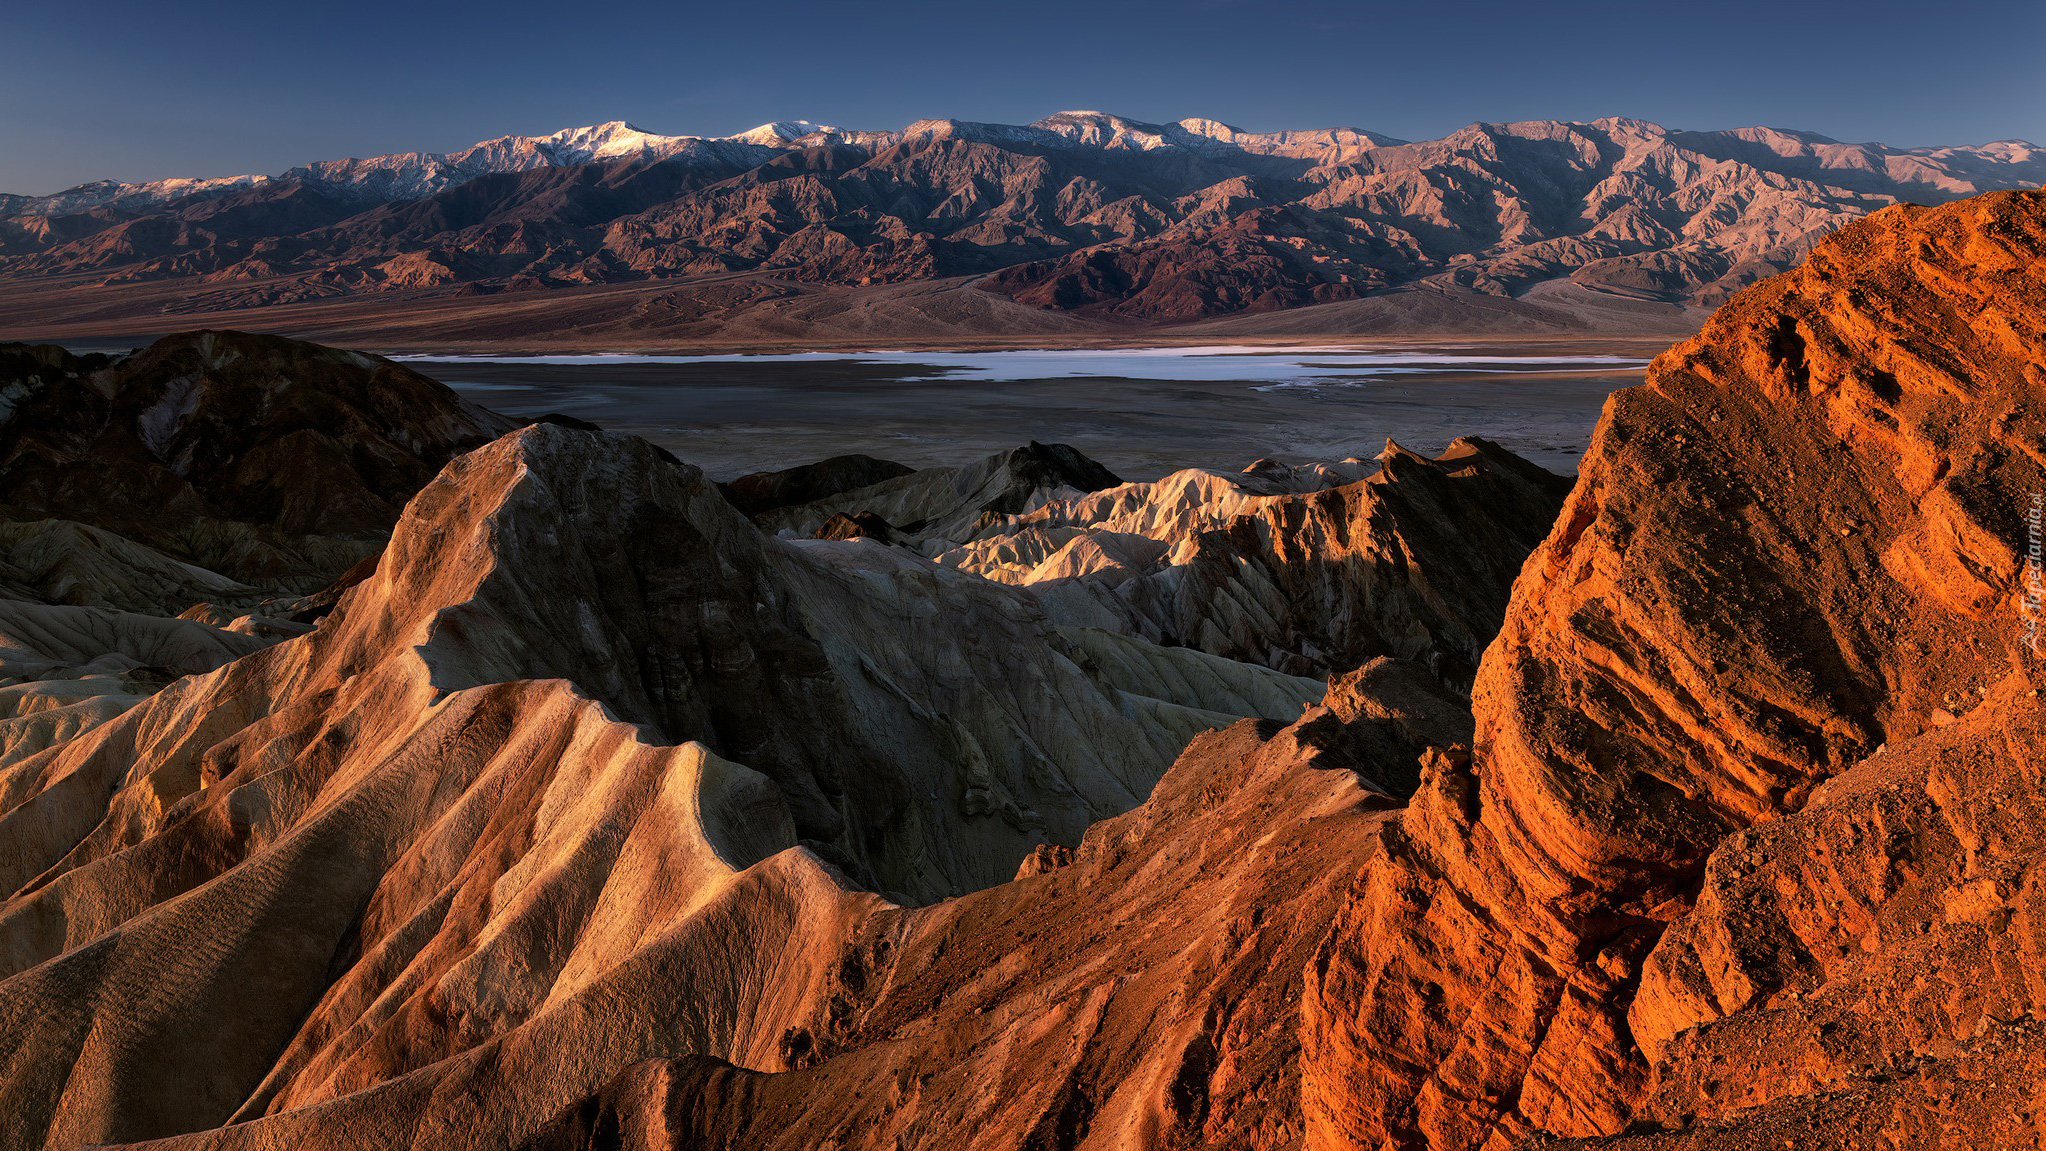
2, 112, 2040, 345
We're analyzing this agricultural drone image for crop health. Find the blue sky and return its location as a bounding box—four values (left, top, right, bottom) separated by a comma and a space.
5, 0, 2043, 195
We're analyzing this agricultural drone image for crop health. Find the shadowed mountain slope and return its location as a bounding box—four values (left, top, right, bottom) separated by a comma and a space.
935, 437, 1573, 685
0, 330, 515, 588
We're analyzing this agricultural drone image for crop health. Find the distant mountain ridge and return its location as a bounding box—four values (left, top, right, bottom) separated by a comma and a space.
0, 113, 1428, 216
1, 111, 2040, 338
8, 121, 850, 217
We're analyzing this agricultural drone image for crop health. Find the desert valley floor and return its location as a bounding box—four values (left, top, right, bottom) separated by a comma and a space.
397, 343, 1656, 479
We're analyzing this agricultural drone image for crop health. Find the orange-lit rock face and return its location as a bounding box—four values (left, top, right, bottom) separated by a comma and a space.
1303, 191, 2046, 1148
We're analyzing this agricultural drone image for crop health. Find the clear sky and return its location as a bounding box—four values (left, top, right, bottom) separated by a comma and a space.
5, 0, 2043, 195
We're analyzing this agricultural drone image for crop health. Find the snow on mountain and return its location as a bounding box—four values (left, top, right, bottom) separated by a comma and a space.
7, 113, 2042, 221
1030, 111, 1406, 164
902, 118, 1069, 149
11, 174, 270, 217
286, 122, 797, 203
727, 120, 833, 145
6, 120, 822, 216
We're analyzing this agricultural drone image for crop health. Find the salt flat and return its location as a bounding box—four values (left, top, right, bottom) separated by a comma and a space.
403, 344, 1647, 479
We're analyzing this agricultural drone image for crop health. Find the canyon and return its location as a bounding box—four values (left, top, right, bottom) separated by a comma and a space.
0, 187, 2043, 1151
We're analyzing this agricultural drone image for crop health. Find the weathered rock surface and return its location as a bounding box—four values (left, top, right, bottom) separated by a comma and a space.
84, 658, 1466, 1151
1527, 681, 2046, 1150
8, 190, 2046, 1151
939, 439, 1571, 682
0, 420, 1338, 1151
1300, 188, 2046, 1149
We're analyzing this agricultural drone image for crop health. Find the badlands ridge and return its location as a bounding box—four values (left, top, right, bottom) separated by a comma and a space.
0, 190, 2045, 1148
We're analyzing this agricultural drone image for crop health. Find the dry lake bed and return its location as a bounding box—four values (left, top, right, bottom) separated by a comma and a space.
396, 344, 1651, 481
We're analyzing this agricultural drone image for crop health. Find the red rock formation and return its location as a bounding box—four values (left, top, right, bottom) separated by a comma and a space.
504, 660, 1473, 1151
1301, 189, 2046, 1148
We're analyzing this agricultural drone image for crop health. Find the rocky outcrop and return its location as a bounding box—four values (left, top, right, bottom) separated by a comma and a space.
510, 668, 1467, 1151
1533, 679, 2046, 1150
68, 657, 1466, 1151
940, 439, 1571, 683
0, 420, 1338, 1151
755, 441, 1122, 543
0, 331, 525, 793
751, 439, 1567, 690
1299, 188, 2046, 1148
7, 188, 2046, 1151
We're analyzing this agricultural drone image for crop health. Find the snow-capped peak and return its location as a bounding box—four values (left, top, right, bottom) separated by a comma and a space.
16, 111, 2026, 222
1174, 117, 1250, 141
726, 120, 834, 146
540, 121, 682, 158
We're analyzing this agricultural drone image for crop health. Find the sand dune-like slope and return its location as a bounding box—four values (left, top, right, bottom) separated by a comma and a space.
0, 419, 1368, 1151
